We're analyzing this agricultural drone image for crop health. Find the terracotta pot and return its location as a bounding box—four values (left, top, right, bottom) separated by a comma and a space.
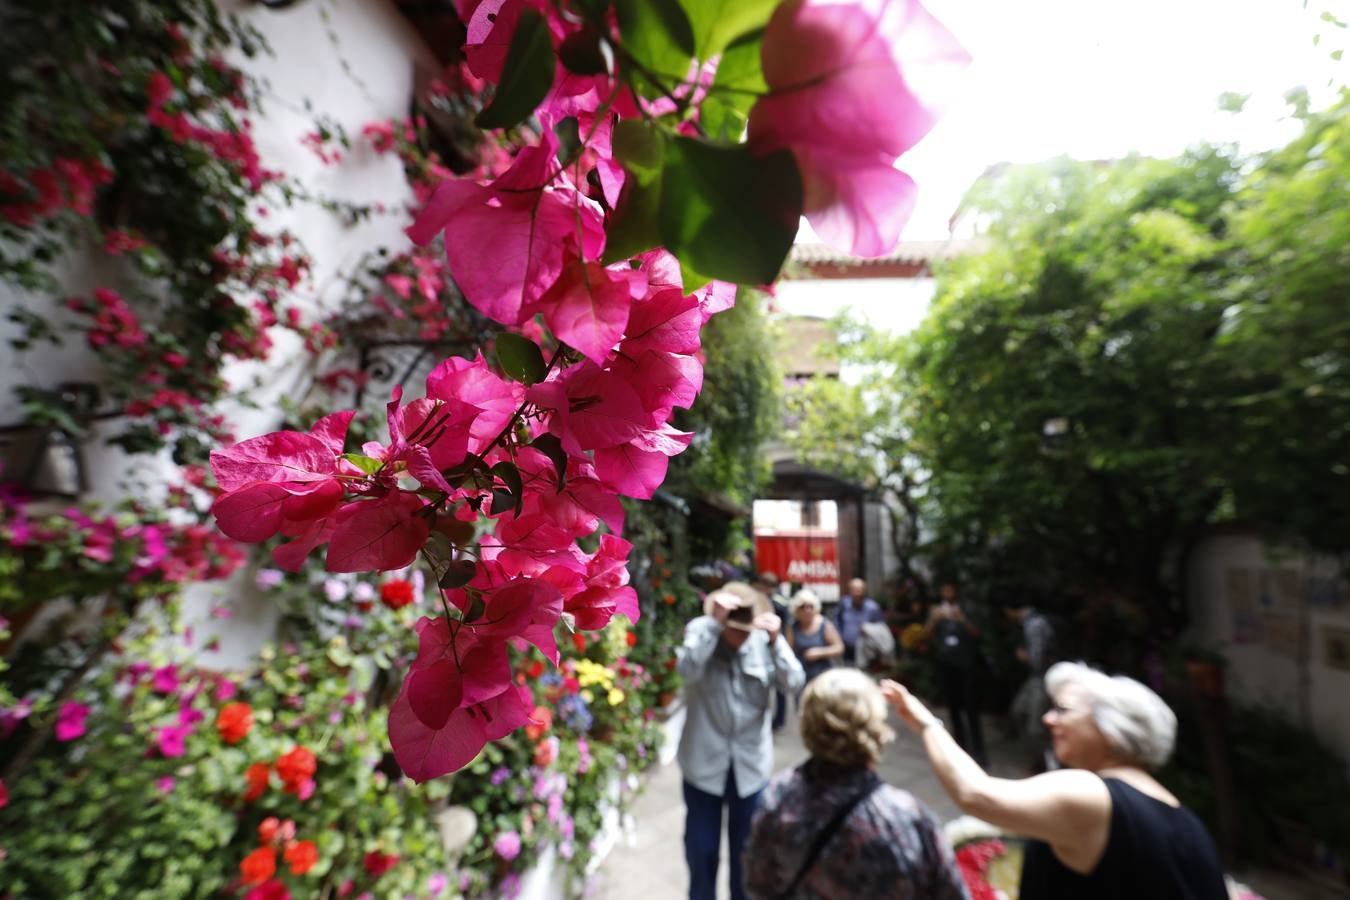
657, 691, 676, 708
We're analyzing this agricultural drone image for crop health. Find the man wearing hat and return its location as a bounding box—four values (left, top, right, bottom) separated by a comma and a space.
677, 582, 805, 900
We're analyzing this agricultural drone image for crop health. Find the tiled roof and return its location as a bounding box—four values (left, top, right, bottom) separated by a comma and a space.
788, 238, 987, 271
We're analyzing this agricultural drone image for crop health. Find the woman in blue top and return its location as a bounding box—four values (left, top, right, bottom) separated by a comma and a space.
882, 662, 1229, 900
787, 589, 845, 688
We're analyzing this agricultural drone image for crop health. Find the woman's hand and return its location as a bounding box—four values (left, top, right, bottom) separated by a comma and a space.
880, 679, 941, 734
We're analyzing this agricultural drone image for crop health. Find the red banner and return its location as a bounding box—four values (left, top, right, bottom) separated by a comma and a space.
754, 534, 839, 586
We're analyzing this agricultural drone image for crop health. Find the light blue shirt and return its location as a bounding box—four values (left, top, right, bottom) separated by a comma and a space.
676, 616, 805, 797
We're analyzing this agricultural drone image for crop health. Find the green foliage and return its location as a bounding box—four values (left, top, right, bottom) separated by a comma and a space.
789, 93, 1350, 634
475, 8, 556, 130
658, 139, 801, 287
668, 289, 780, 510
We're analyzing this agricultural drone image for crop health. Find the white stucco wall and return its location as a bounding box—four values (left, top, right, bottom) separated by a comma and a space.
0, 0, 439, 668
188, 0, 436, 668
1184, 532, 1350, 763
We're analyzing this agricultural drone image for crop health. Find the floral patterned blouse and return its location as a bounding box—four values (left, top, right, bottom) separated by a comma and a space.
743, 758, 972, 900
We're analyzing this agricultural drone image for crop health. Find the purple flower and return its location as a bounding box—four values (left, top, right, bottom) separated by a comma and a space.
559, 839, 575, 860
500, 873, 522, 899
490, 766, 511, 786
254, 568, 285, 589
151, 665, 180, 695
324, 578, 349, 602
493, 830, 522, 862
215, 679, 238, 702
547, 793, 563, 824
156, 776, 176, 794
561, 814, 574, 841
427, 873, 448, 896
353, 582, 375, 602
156, 723, 192, 757
55, 702, 91, 742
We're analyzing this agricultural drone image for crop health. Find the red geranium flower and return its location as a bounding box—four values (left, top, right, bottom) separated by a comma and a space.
244, 762, 270, 802
379, 579, 415, 609
246, 879, 290, 900
284, 839, 319, 876
258, 816, 281, 845
276, 746, 316, 795
524, 706, 552, 742
216, 702, 254, 744
363, 850, 399, 877
626, 631, 637, 647
240, 846, 277, 885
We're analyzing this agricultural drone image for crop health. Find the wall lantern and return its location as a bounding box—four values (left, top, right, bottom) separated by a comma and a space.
1040, 416, 1071, 455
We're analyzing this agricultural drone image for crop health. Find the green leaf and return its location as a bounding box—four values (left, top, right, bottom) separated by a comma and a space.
678, 0, 777, 59
658, 138, 802, 285
529, 433, 569, 491
612, 120, 666, 183
496, 332, 548, 384
699, 32, 766, 140
602, 174, 663, 264
439, 559, 477, 589
616, 0, 694, 98
490, 487, 517, 516
558, 26, 609, 76
490, 461, 523, 498
475, 8, 556, 130
553, 117, 582, 166
341, 452, 383, 474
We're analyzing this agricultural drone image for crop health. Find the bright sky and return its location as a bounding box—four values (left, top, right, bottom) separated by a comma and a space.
782, 0, 1345, 334
816, 0, 1348, 242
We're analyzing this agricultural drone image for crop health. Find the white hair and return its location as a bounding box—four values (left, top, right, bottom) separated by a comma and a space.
789, 588, 821, 616
1044, 661, 1177, 769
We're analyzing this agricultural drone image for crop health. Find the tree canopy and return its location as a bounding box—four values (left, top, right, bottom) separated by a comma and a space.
789, 89, 1350, 628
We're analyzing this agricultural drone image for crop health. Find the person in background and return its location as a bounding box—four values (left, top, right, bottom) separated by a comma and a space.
834, 577, 883, 665
881, 663, 1229, 900
744, 668, 971, 900
786, 589, 845, 690
754, 572, 790, 731
925, 580, 986, 766
678, 582, 806, 900
1005, 599, 1058, 770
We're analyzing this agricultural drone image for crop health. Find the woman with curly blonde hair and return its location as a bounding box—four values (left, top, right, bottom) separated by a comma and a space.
743, 669, 969, 899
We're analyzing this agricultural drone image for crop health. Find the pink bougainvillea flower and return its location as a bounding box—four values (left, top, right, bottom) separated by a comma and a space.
407, 132, 604, 327
54, 701, 90, 741
423, 352, 526, 455
537, 259, 631, 366
324, 491, 430, 573
748, 0, 969, 256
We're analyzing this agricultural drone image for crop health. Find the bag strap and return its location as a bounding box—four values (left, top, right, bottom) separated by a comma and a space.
778, 774, 881, 899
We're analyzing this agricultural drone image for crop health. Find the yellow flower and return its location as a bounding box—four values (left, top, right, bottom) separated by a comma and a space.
581, 689, 593, 703
608, 688, 625, 706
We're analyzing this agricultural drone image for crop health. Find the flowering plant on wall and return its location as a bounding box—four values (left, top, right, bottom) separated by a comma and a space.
209, 0, 968, 780
0, 0, 315, 460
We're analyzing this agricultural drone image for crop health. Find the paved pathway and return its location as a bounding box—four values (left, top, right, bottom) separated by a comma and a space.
591, 702, 1349, 900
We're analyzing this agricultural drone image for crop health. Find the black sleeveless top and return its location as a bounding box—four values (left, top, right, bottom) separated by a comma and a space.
1020, 777, 1229, 900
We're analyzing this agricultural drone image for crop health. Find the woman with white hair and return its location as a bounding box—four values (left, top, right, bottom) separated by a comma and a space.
881, 662, 1229, 899
787, 589, 844, 686
744, 668, 969, 899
